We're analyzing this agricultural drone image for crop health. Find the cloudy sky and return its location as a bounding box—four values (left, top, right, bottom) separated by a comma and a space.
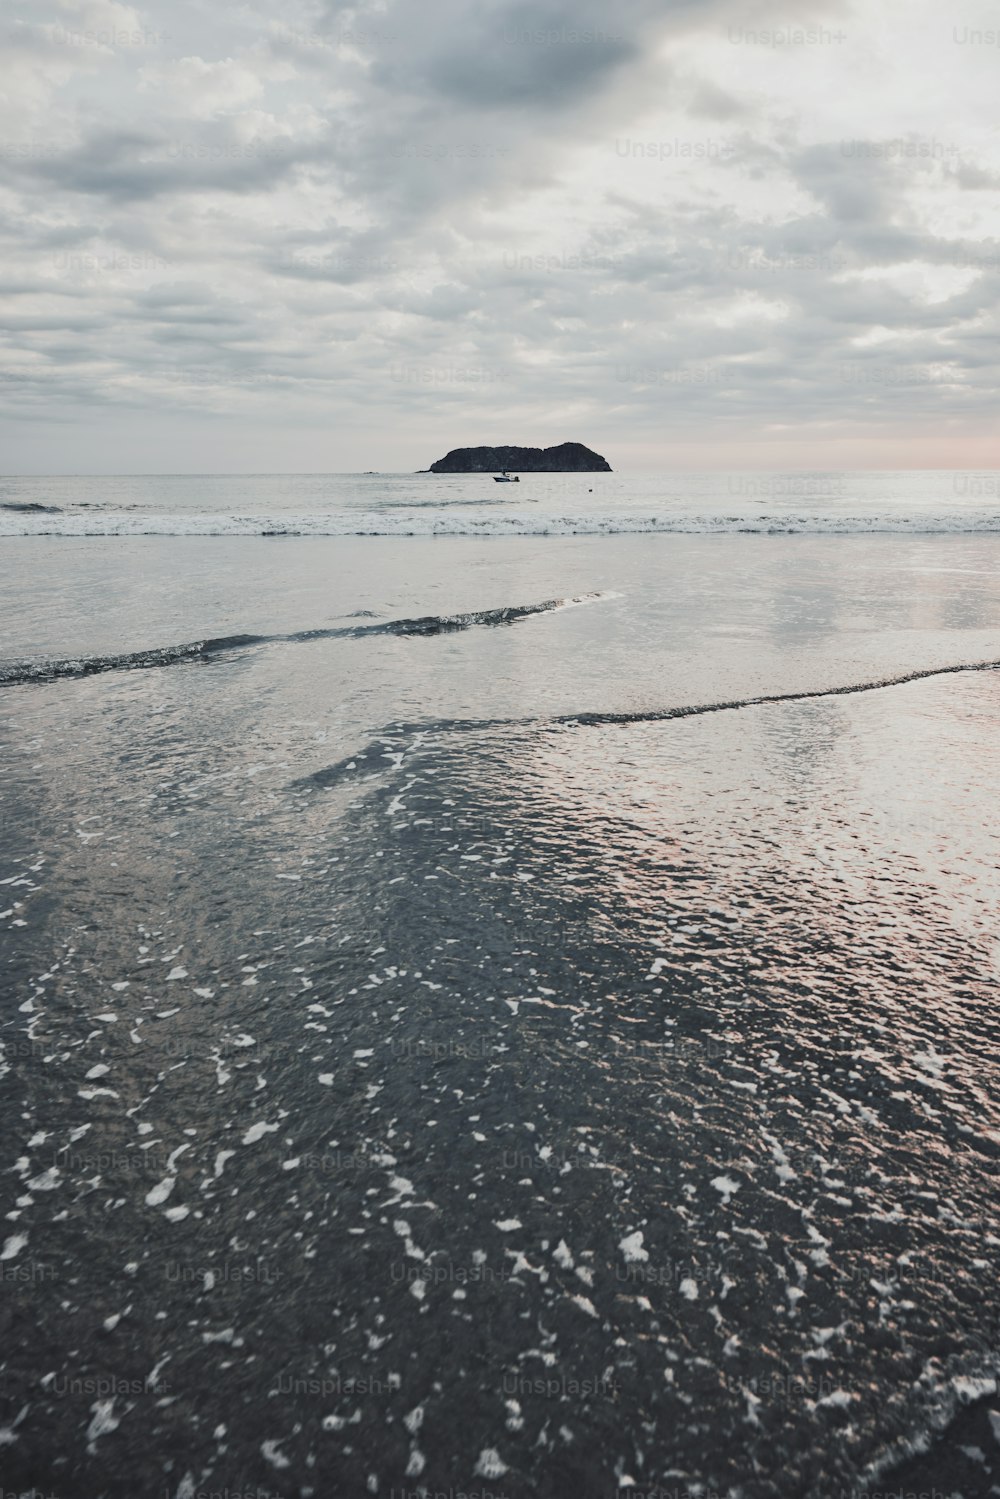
3, 0, 1000, 472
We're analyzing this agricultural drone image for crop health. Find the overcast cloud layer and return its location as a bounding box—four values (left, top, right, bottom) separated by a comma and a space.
3, 0, 1000, 471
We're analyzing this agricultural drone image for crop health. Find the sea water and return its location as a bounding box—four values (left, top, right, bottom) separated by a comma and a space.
1, 479, 999, 1498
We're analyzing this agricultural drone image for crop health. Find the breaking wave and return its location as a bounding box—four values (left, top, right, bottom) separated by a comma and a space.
3, 509, 1000, 536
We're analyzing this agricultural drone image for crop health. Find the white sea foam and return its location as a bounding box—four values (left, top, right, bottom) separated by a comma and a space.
3, 509, 1000, 537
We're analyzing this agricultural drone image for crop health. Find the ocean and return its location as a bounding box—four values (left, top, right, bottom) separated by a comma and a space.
1, 472, 999, 1499
2, 468, 1000, 536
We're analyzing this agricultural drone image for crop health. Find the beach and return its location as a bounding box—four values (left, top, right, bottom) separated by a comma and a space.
2, 488, 1000, 1498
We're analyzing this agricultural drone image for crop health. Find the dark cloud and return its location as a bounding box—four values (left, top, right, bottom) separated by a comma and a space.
22, 128, 328, 202
387, 0, 638, 110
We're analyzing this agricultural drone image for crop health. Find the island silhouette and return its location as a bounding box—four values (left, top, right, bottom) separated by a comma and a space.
427, 442, 611, 473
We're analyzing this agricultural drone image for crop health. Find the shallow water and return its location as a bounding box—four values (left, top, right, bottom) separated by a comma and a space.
1, 534, 999, 1498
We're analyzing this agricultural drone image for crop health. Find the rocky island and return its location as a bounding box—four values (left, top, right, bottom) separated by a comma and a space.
427, 442, 611, 473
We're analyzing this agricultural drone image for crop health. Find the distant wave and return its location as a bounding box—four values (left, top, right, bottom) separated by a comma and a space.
0, 594, 608, 687
3, 509, 1000, 536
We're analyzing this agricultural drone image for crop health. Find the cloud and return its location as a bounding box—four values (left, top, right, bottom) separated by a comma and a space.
377, 0, 638, 111
1, 0, 1000, 469
22, 124, 331, 201
137, 55, 271, 115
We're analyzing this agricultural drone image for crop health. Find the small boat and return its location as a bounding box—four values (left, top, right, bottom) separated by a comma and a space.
493, 471, 519, 482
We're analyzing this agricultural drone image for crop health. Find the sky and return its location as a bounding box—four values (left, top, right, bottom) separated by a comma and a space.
3, 0, 1000, 473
